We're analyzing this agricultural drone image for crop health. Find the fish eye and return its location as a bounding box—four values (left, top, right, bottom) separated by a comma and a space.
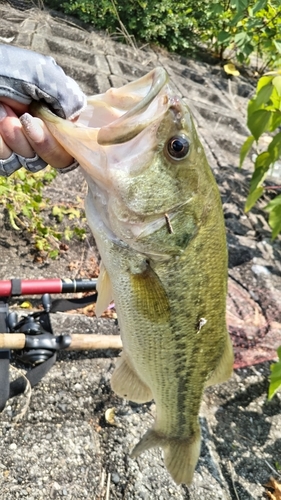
166, 135, 190, 160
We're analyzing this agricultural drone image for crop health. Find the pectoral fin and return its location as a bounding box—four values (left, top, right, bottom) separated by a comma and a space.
130, 264, 170, 323
95, 262, 113, 317
111, 353, 153, 403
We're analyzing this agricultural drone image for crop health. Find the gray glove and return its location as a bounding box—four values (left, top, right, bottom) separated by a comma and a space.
0, 44, 86, 119
0, 44, 86, 176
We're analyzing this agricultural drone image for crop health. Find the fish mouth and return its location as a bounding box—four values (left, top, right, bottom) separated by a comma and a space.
33, 66, 171, 155
97, 67, 169, 146
33, 67, 175, 188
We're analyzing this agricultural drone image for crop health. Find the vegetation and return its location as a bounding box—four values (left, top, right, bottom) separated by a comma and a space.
240, 70, 281, 238
0, 168, 86, 259
269, 346, 281, 400
45, 0, 281, 71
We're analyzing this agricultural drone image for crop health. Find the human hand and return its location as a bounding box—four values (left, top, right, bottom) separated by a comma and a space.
0, 44, 87, 176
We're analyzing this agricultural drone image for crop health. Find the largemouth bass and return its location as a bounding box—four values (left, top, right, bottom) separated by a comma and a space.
35, 68, 233, 485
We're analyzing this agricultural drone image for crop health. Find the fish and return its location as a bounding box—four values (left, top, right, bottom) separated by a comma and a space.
34, 67, 233, 485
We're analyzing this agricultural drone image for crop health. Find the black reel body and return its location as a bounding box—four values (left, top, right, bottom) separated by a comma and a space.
0, 278, 97, 411
8, 294, 71, 365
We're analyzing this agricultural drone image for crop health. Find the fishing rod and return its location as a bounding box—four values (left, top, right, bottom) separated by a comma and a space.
0, 277, 122, 411
0, 277, 98, 296
0, 277, 122, 353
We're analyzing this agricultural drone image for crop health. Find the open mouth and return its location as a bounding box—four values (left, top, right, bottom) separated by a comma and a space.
86, 67, 170, 145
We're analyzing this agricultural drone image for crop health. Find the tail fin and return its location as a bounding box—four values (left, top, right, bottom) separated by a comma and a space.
131, 428, 201, 485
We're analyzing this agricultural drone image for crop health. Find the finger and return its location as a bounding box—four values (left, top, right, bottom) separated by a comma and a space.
19, 113, 74, 169
0, 134, 12, 159
0, 97, 29, 116
0, 103, 34, 158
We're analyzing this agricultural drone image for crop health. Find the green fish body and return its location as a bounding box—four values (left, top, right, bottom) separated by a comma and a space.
36, 68, 233, 484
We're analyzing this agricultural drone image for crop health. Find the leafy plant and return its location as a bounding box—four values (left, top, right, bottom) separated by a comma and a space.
268, 346, 281, 400
0, 168, 86, 259
46, 0, 281, 70
240, 72, 281, 396
240, 70, 281, 238
211, 0, 281, 71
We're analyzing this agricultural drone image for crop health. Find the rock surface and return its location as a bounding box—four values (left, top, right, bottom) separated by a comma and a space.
0, 3, 281, 499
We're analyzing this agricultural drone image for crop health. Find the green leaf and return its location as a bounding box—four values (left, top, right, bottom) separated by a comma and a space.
255, 83, 274, 107
252, 0, 267, 14
274, 40, 281, 54
246, 17, 263, 30
247, 97, 261, 116
245, 152, 272, 208
247, 110, 272, 140
35, 239, 45, 251
265, 193, 281, 211
17, 169, 26, 181
268, 132, 281, 162
49, 250, 59, 259
52, 206, 61, 216
210, 3, 224, 14
229, 10, 244, 26
269, 112, 281, 132
245, 186, 264, 212
52, 205, 64, 222
276, 461, 281, 471
267, 87, 281, 113
73, 227, 86, 240
257, 75, 274, 93
272, 75, 281, 97
235, 0, 248, 11
0, 185, 9, 195
67, 208, 81, 219
267, 204, 281, 239
234, 31, 250, 47
64, 228, 74, 241
255, 151, 273, 170
217, 31, 231, 44
265, 194, 281, 239
239, 135, 254, 167
22, 206, 32, 218
268, 361, 281, 400
241, 42, 254, 57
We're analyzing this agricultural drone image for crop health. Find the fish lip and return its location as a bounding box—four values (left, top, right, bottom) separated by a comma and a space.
97, 67, 169, 146
122, 67, 168, 119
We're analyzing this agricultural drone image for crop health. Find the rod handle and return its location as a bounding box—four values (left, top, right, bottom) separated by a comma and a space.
0, 333, 122, 351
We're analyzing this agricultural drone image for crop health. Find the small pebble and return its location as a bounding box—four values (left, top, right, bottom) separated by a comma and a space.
251, 264, 271, 276
111, 472, 120, 484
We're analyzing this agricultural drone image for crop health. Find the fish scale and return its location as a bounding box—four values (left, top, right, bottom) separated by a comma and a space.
35, 66, 234, 485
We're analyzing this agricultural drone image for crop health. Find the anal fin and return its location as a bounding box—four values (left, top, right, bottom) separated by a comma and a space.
111, 353, 153, 403
205, 332, 234, 387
